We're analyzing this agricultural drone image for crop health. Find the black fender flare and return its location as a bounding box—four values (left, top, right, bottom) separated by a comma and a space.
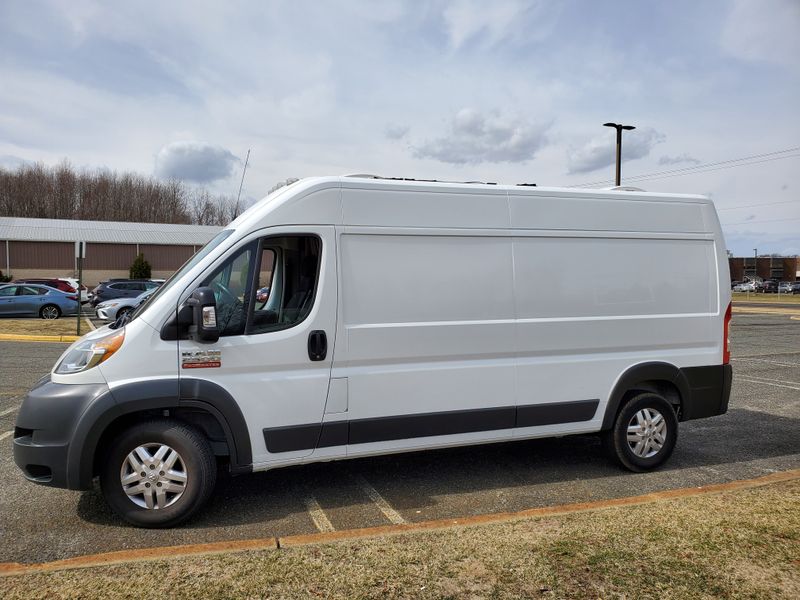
600, 362, 690, 431
68, 378, 252, 489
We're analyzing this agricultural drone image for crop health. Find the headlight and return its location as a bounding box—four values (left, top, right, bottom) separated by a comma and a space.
55, 329, 125, 374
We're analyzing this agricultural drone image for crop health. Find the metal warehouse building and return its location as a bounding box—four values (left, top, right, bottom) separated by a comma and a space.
0, 217, 221, 286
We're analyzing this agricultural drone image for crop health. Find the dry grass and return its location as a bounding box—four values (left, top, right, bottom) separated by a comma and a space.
732, 292, 800, 304
0, 318, 92, 337
2, 480, 798, 599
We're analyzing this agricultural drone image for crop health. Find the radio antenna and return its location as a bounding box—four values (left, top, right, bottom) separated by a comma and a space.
234, 148, 250, 218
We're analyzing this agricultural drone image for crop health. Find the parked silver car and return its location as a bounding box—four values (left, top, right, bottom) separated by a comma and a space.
95, 288, 155, 322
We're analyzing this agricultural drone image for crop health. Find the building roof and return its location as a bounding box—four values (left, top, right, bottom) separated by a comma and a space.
0, 217, 221, 245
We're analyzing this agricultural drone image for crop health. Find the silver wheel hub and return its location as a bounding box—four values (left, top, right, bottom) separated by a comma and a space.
626, 408, 667, 458
120, 443, 188, 510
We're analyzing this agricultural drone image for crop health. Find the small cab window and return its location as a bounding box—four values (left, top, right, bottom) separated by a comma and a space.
198, 235, 320, 337
20, 286, 42, 295
248, 236, 320, 335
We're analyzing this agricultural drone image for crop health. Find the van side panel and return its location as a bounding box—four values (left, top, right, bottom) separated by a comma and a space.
512, 233, 721, 436
335, 231, 517, 450
509, 194, 707, 233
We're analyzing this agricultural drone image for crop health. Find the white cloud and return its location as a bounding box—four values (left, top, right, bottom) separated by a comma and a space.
720, 0, 800, 70
659, 154, 701, 166
414, 108, 550, 165
155, 141, 239, 183
442, 0, 558, 49
0, 154, 28, 169
385, 124, 410, 140
567, 128, 666, 175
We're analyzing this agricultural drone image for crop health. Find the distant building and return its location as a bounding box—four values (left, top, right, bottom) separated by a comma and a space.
729, 256, 800, 282
0, 216, 221, 286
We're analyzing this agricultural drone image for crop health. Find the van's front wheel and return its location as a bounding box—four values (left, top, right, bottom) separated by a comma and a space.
99, 419, 217, 528
604, 393, 678, 472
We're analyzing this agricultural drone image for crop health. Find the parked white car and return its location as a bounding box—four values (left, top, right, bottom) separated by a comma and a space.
95, 288, 156, 322
733, 282, 756, 292
59, 278, 90, 304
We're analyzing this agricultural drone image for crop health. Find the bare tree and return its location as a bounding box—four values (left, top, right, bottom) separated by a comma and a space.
0, 162, 243, 225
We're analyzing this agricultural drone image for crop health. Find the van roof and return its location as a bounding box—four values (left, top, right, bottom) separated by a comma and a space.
228, 175, 715, 235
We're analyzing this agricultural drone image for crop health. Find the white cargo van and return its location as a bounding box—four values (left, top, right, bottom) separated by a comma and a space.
14, 176, 733, 527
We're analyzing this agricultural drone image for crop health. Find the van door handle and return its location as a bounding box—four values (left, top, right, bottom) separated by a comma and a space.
308, 330, 327, 361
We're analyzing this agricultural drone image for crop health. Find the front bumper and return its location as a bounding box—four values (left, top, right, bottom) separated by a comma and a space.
13, 376, 109, 490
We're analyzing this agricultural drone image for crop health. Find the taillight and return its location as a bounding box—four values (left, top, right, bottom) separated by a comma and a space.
723, 302, 732, 364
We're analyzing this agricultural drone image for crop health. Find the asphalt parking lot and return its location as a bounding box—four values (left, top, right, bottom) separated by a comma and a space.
1, 312, 798, 565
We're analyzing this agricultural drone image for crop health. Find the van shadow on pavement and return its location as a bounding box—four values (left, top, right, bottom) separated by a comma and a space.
75, 407, 798, 530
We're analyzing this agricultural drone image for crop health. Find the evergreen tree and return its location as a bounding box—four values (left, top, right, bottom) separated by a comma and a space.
129, 253, 152, 279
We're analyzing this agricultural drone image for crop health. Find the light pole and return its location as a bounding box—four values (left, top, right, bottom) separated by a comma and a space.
753, 248, 757, 280
603, 122, 635, 186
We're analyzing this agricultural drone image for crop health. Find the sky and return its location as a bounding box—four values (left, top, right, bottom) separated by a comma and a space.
0, 0, 798, 256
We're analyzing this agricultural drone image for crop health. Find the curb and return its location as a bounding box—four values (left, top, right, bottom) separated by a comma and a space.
0, 333, 80, 343
1, 468, 797, 577
732, 306, 800, 316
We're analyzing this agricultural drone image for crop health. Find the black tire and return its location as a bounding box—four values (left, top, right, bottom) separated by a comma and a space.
603, 392, 678, 472
39, 304, 61, 319
99, 419, 216, 528
115, 307, 131, 320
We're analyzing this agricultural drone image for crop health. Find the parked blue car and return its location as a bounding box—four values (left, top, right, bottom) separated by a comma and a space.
0, 284, 80, 319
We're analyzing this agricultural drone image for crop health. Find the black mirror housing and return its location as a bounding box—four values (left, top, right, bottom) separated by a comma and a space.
187, 286, 220, 343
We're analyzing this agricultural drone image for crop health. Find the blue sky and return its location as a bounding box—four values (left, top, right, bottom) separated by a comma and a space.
0, 0, 798, 255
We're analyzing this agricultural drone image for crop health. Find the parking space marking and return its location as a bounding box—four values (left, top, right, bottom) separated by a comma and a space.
731, 357, 800, 368
736, 374, 800, 387
353, 475, 407, 525
0, 431, 12, 441
0, 407, 16, 417
303, 496, 335, 533
737, 377, 800, 391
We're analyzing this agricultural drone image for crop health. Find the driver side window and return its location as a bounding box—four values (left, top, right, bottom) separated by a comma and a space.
197, 234, 320, 338
201, 244, 255, 337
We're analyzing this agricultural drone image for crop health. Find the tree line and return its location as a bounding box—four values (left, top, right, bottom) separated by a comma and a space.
0, 161, 245, 225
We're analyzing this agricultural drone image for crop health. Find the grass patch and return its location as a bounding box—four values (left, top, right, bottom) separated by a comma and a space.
2, 480, 798, 599
0, 318, 92, 336
732, 292, 800, 304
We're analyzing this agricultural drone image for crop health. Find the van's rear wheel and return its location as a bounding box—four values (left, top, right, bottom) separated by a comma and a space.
99, 419, 216, 528
604, 393, 678, 472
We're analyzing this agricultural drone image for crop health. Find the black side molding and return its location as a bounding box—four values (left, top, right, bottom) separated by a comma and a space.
263, 399, 600, 454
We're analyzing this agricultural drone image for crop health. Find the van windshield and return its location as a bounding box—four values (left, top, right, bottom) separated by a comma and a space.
116, 229, 235, 328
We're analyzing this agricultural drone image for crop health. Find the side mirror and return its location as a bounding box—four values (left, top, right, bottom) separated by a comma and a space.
186, 286, 220, 343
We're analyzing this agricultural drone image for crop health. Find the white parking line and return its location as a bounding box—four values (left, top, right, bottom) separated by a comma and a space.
0, 430, 13, 441
0, 406, 17, 417
354, 475, 407, 525
736, 374, 800, 387
303, 496, 335, 533
731, 357, 799, 368
737, 377, 800, 391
